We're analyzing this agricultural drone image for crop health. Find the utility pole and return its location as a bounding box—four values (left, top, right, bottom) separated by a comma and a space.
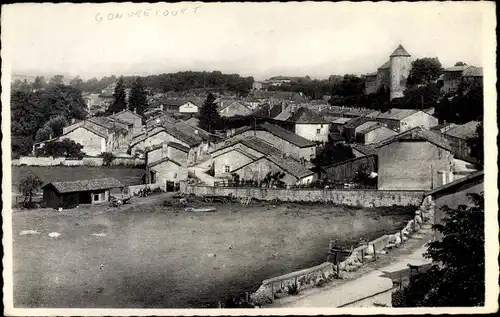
421, 95, 424, 111
145, 118, 150, 185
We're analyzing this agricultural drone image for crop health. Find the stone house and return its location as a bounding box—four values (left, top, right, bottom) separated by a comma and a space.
355, 123, 398, 145
327, 117, 351, 133
323, 155, 377, 183
375, 108, 439, 133
147, 143, 189, 187
288, 107, 330, 143
442, 120, 481, 162
210, 136, 282, 178
60, 125, 109, 156
442, 65, 483, 94
229, 122, 317, 161
109, 109, 143, 136
232, 154, 316, 186
343, 117, 378, 141
427, 170, 484, 240
374, 127, 455, 190
41, 177, 123, 209
219, 101, 252, 117
178, 100, 201, 114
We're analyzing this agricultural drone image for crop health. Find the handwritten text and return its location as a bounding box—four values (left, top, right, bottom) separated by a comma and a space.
95, 6, 201, 23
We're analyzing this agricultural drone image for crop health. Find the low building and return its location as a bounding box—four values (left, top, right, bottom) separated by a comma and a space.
427, 170, 484, 240
376, 108, 438, 133
41, 177, 123, 209
343, 117, 378, 141
232, 154, 315, 186
288, 107, 330, 143
442, 120, 481, 162
356, 123, 398, 145
109, 109, 143, 136
374, 127, 454, 190
229, 122, 317, 161
328, 117, 351, 133
442, 65, 483, 94
323, 155, 377, 184
219, 101, 252, 117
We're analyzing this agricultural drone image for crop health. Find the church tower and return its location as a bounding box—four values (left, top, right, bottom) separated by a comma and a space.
389, 44, 412, 100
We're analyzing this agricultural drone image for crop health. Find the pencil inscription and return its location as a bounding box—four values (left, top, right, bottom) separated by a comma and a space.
95, 6, 201, 23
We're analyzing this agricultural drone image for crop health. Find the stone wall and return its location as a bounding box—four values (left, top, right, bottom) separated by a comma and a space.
13, 156, 145, 167
249, 195, 436, 306
181, 184, 425, 207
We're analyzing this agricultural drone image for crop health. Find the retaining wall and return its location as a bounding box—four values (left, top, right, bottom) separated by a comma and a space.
13, 156, 145, 167
181, 184, 425, 207
249, 195, 436, 306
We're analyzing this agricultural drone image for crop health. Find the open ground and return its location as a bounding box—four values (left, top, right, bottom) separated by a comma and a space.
12, 193, 414, 308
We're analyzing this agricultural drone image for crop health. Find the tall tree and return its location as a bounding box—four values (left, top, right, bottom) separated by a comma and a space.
69, 76, 84, 90
454, 61, 467, 66
393, 193, 484, 307
49, 74, 65, 86
107, 76, 127, 114
128, 77, 148, 116
407, 58, 444, 86
33, 76, 47, 90
18, 175, 44, 208
198, 93, 221, 132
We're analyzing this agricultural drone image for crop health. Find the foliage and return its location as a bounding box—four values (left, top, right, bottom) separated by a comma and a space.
33, 76, 48, 90
11, 86, 87, 157
407, 58, 444, 86
261, 171, 286, 188
312, 142, 355, 168
107, 76, 127, 114
393, 193, 484, 307
49, 75, 65, 86
36, 138, 85, 159
100, 152, 116, 166
18, 174, 44, 208
352, 164, 377, 187
466, 121, 483, 169
128, 77, 148, 116
435, 81, 483, 124
454, 61, 467, 66
198, 93, 221, 132
35, 125, 53, 142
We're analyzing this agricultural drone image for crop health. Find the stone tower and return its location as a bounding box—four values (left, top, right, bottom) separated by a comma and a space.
389, 44, 412, 100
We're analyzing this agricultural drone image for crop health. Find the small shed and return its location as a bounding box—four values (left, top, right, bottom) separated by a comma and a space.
41, 177, 124, 209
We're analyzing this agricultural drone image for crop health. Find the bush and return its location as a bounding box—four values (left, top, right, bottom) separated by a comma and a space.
287, 282, 300, 295
100, 152, 115, 166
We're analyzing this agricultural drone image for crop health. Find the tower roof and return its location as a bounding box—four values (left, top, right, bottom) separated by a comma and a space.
390, 44, 411, 57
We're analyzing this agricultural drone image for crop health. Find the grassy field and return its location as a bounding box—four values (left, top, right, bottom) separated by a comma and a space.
12, 195, 414, 308
11, 166, 145, 192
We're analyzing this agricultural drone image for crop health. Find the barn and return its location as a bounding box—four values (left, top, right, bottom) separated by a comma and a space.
41, 177, 124, 209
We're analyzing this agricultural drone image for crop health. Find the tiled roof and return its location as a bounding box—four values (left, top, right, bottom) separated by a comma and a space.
88, 117, 128, 133
351, 144, 377, 156
148, 157, 181, 168
175, 121, 211, 141
162, 122, 203, 147
357, 123, 388, 135
64, 123, 109, 140
145, 143, 164, 153
259, 122, 316, 148
445, 65, 470, 72
42, 177, 123, 194
374, 126, 452, 151
265, 155, 315, 179
444, 121, 481, 140
289, 107, 328, 124
329, 131, 346, 142
330, 117, 352, 124
344, 117, 373, 129
184, 117, 200, 127
462, 66, 483, 77
366, 72, 379, 77
390, 44, 411, 57
378, 60, 391, 69
377, 108, 419, 121
212, 136, 281, 157
355, 121, 380, 133
220, 101, 250, 112
168, 141, 190, 153
109, 109, 143, 120
252, 103, 284, 118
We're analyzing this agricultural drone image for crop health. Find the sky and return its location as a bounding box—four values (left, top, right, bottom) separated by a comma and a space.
2, 2, 495, 81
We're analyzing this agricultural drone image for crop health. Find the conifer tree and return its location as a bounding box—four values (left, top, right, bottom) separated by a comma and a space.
198, 93, 221, 132
107, 76, 127, 114
128, 77, 148, 116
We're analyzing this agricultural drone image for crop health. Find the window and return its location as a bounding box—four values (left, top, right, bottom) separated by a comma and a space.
316, 129, 321, 135
224, 165, 231, 173
94, 194, 99, 201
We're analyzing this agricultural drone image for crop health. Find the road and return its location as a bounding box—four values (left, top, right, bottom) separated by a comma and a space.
271, 230, 433, 308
